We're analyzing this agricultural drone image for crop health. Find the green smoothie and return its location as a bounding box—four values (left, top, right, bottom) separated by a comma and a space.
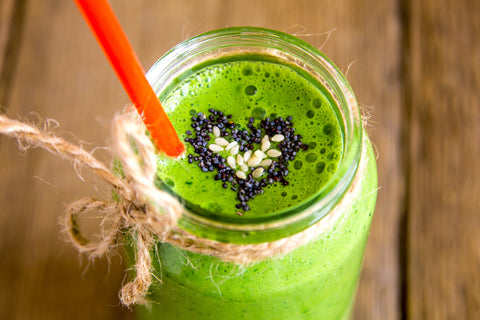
139, 147, 376, 319
133, 27, 377, 320
155, 56, 343, 218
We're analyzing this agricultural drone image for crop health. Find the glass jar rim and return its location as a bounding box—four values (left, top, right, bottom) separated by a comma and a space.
147, 27, 363, 243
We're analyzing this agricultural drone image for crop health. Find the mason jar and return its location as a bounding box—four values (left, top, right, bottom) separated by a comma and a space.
133, 27, 378, 320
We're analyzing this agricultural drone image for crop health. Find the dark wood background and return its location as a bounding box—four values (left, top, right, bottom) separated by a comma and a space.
1, 0, 479, 319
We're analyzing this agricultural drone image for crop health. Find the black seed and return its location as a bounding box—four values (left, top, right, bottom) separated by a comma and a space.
186, 109, 310, 214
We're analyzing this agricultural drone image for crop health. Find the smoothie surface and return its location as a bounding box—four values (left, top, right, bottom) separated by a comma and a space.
156, 55, 343, 217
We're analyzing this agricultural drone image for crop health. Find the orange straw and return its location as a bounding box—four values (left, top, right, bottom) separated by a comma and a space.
74, 0, 185, 157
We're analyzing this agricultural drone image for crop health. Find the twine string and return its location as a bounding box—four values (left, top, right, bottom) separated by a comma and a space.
0, 111, 367, 306
0, 112, 178, 306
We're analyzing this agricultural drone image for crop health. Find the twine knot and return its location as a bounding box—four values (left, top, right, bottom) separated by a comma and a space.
0, 109, 368, 307
0, 110, 183, 306
63, 111, 185, 306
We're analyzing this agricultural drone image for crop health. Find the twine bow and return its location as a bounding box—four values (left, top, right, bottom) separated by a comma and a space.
0, 109, 367, 306
0, 110, 183, 305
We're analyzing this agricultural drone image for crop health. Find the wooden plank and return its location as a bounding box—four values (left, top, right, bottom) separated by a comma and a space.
0, 0, 134, 319
337, 2, 404, 319
0, 0, 26, 109
0, 0, 403, 318
0, 0, 15, 77
404, 0, 480, 319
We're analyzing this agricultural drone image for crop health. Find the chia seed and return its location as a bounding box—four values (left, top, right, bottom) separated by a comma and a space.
183, 108, 308, 215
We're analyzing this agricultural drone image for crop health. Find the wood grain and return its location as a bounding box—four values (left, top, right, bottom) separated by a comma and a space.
404, 0, 480, 319
334, 1, 404, 319
0, 0, 403, 319
0, 0, 15, 77
0, 1, 133, 319
0, 0, 14, 75
0, 0, 28, 109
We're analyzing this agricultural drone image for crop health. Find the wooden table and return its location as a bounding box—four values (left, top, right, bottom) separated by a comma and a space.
1, 1, 479, 319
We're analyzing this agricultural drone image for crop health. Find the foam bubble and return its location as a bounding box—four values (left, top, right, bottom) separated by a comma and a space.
306, 153, 318, 163
242, 66, 253, 76
245, 85, 257, 95
294, 160, 303, 170
252, 107, 266, 119
312, 98, 322, 109
323, 124, 333, 135
316, 162, 326, 174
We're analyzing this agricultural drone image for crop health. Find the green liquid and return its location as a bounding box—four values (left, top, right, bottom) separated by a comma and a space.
136, 56, 377, 320
156, 56, 343, 217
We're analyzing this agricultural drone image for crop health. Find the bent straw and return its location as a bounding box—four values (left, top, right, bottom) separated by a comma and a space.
73, 0, 185, 157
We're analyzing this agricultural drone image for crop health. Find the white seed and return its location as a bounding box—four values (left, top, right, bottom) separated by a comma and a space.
243, 150, 252, 162
236, 154, 244, 166
260, 159, 273, 168
240, 164, 249, 172
213, 126, 220, 137
261, 139, 271, 152
247, 155, 262, 167
271, 134, 285, 142
227, 156, 236, 169
236, 171, 247, 179
262, 135, 270, 144
267, 149, 282, 158
225, 140, 238, 151
252, 167, 264, 178
215, 137, 229, 146
254, 149, 267, 159
230, 145, 239, 155
209, 144, 223, 152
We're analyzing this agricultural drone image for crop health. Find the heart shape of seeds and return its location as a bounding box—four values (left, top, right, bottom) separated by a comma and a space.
184, 109, 309, 214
